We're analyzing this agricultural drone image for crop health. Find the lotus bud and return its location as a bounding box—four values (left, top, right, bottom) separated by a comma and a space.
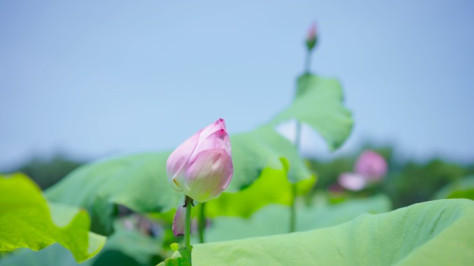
338, 173, 366, 191
166, 119, 233, 203
305, 22, 318, 51
355, 150, 387, 182
172, 204, 185, 237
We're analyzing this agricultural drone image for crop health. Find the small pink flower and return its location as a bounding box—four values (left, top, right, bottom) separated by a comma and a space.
307, 23, 317, 42
166, 119, 233, 203
338, 172, 366, 191
355, 150, 387, 182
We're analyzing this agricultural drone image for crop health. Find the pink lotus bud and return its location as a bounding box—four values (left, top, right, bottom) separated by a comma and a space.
355, 150, 387, 182
166, 119, 233, 203
305, 22, 318, 51
338, 172, 366, 191
172, 204, 185, 237
307, 23, 317, 41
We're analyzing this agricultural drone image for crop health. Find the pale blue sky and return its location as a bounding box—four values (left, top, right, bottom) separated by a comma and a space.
1, 0, 473, 169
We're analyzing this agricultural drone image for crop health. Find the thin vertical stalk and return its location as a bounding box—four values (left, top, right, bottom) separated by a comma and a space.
197, 202, 206, 243
304, 50, 312, 74
290, 48, 311, 233
289, 182, 297, 232
295, 121, 302, 149
183, 196, 193, 265
289, 122, 302, 233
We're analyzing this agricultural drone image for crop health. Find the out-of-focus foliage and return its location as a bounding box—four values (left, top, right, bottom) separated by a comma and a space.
192, 199, 474, 266
386, 159, 470, 208
0, 174, 105, 263
435, 176, 474, 200
5, 154, 83, 190
46, 152, 180, 235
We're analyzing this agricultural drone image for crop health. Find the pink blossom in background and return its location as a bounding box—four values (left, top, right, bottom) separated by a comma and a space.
166, 118, 233, 203
354, 150, 388, 182
338, 172, 367, 191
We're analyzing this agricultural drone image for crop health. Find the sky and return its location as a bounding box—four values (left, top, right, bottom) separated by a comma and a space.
1, 0, 473, 169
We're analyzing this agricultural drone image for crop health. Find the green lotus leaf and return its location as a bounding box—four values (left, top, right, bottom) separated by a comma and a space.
206, 194, 391, 241
0, 173, 105, 263
193, 199, 474, 265
271, 74, 353, 150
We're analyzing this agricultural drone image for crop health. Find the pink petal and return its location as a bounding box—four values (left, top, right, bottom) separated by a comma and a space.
184, 149, 233, 202
198, 118, 226, 144
167, 131, 201, 191
339, 173, 366, 191
191, 128, 231, 162
307, 22, 317, 40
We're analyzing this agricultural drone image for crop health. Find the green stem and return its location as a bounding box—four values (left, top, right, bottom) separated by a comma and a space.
290, 182, 298, 232
295, 121, 302, 149
304, 49, 312, 74
290, 46, 312, 232
184, 196, 193, 265
198, 203, 206, 243
289, 121, 302, 233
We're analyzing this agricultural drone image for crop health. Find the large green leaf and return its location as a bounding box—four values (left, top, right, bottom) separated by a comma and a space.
45, 126, 314, 230
0, 174, 105, 263
205, 194, 391, 241
46, 152, 181, 234
0, 218, 166, 266
271, 74, 353, 150
192, 199, 474, 265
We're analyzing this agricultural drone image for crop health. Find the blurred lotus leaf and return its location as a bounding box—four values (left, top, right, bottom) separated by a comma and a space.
0, 173, 105, 263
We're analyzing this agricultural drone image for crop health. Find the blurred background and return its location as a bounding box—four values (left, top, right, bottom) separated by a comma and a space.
1, 0, 474, 207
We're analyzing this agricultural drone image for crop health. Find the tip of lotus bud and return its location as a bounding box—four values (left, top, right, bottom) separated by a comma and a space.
217, 118, 226, 128
305, 22, 318, 51
307, 23, 317, 39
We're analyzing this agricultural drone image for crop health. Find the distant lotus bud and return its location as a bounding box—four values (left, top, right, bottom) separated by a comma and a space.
166, 119, 233, 203
355, 150, 387, 182
338, 173, 366, 191
172, 204, 185, 237
305, 22, 318, 51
